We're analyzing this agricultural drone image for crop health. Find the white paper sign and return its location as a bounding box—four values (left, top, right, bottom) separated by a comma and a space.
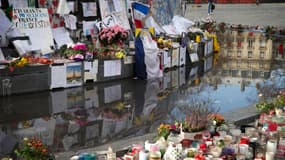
83, 20, 97, 36
190, 53, 199, 62
9, 0, 28, 8
82, 2, 97, 17
113, 0, 123, 12
67, 2, 75, 12
57, 0, 70, 15
13, 8, 54, 54
99, 0, 130, 30
52, 27, 73, 47
12, 40, 31, 56
124, 56, 134, 64
50, 64, 67, 89
104, 84, 121, 103
104, 60, 121, 77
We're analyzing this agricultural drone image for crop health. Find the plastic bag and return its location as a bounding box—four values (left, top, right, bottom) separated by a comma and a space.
140, 31, 162, 79
172, 15, 194, 35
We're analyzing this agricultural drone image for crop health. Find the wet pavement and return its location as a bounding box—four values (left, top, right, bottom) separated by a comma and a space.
1, 3, 285, 158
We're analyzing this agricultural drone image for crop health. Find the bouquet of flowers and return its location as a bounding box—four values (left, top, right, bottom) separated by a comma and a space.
7, 57, 53, 72
7, 57, 29, 72
98, 25, 128, 46
157, 123, 172, 139
58, 43, 88, 60
15, 137, 54, 160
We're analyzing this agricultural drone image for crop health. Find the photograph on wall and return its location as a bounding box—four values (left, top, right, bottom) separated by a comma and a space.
82, 2, 97, 17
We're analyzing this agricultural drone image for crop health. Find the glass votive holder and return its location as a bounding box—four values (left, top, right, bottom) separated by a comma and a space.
239, 144, 249, 155
245, 127, 256, 137
236, 154, 246, 160
229, 129, 241, 142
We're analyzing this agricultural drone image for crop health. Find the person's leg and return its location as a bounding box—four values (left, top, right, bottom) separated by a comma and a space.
208, 2, 212, 15
208, 2, 211, 15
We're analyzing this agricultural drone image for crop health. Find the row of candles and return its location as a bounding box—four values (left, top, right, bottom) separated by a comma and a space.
121, 125, 285, 160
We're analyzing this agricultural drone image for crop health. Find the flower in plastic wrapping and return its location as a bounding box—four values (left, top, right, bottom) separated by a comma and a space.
72, 43, 87, 51
68, 54, 84, 61
98, 25, 129, 46
115, 51, 125, 59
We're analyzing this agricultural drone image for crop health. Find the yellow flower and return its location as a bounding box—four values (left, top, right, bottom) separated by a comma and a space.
115, 51, 125, 59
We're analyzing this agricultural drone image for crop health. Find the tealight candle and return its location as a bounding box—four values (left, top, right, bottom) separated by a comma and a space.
266, 140, 277, 153
139, 150, 149, 160
239, 144, 249, 155
240, 136, 249, 144
199, 143, 207, 152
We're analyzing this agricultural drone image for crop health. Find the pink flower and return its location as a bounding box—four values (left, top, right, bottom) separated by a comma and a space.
170, 125, 176, 129
73, 43, 87, 51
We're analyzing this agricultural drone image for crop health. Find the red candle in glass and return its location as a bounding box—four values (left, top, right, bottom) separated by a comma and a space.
240, 136, 249, 144
199, 143, 207, 152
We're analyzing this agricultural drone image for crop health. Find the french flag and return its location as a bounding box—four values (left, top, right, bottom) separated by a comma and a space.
132, 2, 150, 28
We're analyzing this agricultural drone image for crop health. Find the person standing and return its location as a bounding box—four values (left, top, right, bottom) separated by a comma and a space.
208, 0, 214, 16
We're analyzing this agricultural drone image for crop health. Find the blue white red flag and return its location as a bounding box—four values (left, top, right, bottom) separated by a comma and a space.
132, 2, 150, 28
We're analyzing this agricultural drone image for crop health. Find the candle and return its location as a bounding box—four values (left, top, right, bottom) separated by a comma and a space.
199, 143, 207, 152
240, 136, 249, 144
149, 151, 161, 160
205, 140, 213, 147
139, 150, 149, 160
70, 156, 79, 160
265, 152, 274, 160
145, 141, 157, 152
196, 35, 201, 43
239, 144, 249, 155
266, 140, 277, 153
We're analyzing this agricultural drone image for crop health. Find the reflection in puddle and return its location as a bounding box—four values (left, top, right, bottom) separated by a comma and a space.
0, 29, 285, 156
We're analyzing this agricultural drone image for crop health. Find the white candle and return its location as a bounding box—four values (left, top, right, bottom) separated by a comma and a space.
139, 150, 149, 160
266, 140, 277, 153
265, 152, 274, 160
239, 144, 249, 155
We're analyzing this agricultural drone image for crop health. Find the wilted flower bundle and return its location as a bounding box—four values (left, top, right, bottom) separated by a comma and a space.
98, 25, 129, 46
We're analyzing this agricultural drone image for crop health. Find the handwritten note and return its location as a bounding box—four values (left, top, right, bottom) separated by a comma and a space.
103, 60, 121, 77
13, 8, 54, 54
